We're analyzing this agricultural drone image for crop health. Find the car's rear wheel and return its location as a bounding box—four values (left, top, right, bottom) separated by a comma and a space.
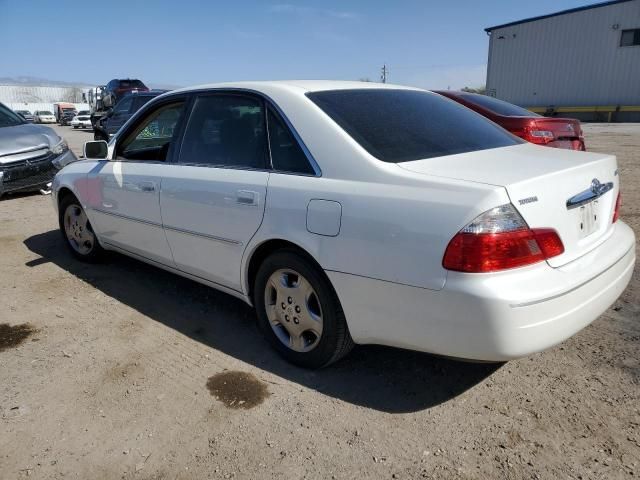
254, 250, 353, 368
59, 196, 104, 262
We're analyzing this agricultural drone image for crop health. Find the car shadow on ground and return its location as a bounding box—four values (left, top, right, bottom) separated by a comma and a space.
24, 230, 501, 413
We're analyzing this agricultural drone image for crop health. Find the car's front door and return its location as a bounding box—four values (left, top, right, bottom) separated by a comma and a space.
160, 92, 270, 291
86, 98, 187, 265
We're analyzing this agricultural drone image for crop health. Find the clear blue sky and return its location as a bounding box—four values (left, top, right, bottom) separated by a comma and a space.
1, 0, 594, 89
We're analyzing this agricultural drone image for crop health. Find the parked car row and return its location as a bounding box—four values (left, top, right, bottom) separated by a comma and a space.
51, 81, 633, 369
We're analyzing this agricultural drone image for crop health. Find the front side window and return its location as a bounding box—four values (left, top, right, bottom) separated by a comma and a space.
118, 101, 185, 161
0, 103, 25, 127
620, 28, 640, 46
178, 94, 267, 169
267, 109, 314, 174
307, 89, 521, 163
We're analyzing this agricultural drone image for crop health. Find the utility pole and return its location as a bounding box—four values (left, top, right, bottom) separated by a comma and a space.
380, 64, 388, 83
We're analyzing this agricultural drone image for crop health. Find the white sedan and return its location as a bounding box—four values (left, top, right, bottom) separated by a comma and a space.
51, 81, 636, 368
70, 111, 92, 129
34, 110, 56, 123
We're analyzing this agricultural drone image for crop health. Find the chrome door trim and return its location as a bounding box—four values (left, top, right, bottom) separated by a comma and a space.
91, 207, 242, 245
90, 207, 163, 228
163, 224, 242, 246
566, 179, 614, 210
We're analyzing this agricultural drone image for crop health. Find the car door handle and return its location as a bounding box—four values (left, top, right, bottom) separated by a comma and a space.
236, 190, 259, 205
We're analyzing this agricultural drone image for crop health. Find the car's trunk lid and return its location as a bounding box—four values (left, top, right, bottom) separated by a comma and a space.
532, 117, 582, 140
397, 143, 619, 267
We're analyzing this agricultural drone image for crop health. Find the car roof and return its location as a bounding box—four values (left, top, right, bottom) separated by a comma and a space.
170, 80, 424, 95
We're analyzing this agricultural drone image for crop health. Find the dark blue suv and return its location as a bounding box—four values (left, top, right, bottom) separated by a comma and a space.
93, 90, 168, 140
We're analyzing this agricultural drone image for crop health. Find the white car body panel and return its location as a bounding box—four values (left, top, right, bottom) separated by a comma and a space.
329, 222, 635, 360
160, 165, 269, 291
86, 161, 174, 265
51, 80, 636, 361
399, 143, 620, 267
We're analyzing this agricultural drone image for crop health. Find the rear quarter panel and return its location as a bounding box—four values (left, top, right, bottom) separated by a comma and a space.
246, 167, 509, 292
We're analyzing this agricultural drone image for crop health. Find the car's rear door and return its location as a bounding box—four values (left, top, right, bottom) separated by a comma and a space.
159, 91, 269, 292
86, 96, 188, 265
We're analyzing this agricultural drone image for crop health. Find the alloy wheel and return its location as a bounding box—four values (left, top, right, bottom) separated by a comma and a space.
63, 204, 95, 255
264, 269, 323, 353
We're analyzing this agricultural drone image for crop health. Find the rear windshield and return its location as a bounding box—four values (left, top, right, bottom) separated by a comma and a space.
458, 93, 540, 117
307, 89, 521, 163
120, 80, 146, 89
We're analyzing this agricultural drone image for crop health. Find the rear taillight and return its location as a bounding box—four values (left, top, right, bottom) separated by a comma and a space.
613, 192, 622, 223
443, 204, 564, 273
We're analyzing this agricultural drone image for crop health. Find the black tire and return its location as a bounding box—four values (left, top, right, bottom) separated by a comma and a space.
58, 195, 104, 262
254, 249, 354, 368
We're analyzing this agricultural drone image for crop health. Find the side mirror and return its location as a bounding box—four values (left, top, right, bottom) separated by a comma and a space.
83, 141, 109, 159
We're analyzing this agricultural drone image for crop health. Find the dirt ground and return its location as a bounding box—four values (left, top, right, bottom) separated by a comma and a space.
1, 124, 638, 480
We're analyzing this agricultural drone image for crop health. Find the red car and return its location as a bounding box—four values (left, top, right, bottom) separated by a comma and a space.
434, 91, 586, 151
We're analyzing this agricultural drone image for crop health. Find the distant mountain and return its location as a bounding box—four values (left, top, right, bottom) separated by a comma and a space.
0, 76, 182, 91
0, 76, 93, 88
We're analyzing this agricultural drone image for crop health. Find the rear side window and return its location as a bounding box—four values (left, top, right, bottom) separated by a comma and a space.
458, 93, 540, 117
267, 109, 315, 174
307, 89, 521, 163
179, 95, 267, 169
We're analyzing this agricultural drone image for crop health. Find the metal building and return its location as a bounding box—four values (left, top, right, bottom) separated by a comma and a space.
485, 0, 640, 120
0, 84, 91, 117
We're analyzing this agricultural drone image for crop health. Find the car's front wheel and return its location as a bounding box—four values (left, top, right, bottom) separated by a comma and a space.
58, 196, 104, 262
254, 250, 354, 368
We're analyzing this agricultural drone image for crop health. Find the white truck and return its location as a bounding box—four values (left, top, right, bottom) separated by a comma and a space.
83, 86, 107, 128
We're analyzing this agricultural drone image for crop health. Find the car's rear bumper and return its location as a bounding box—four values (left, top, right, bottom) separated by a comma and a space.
328, 221, 635, 361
